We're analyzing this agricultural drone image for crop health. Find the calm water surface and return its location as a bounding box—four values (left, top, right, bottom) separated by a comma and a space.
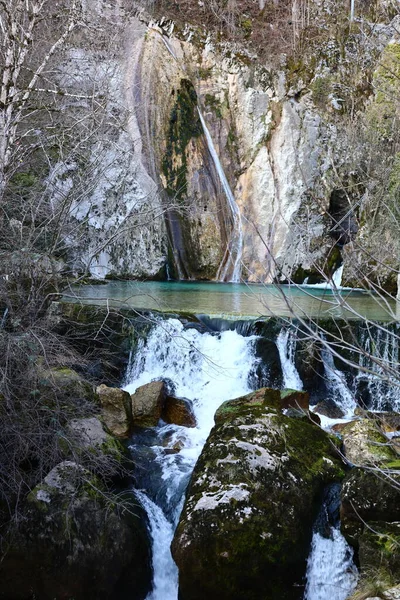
64, 281, 399, 322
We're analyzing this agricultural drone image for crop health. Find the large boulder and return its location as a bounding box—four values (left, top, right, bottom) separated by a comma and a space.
40, 366, 97, 404
162, 396, 196, 427
97, 384, 133, 437
341, 467, 400, 545
0, 461, 152, 600
171, 388, 344, 600
131, 381, 166, 427
333, 419, 397, 466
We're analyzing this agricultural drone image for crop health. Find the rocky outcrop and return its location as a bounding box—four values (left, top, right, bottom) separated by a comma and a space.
339, 415, 400, 599
131, 380, 166, 427
171, 387, 344, 600
333, 419, 396, 466
0, 461, 152, 600
97, 384, 133, 437
162, 395, 196, 427
314, 400, 345, 419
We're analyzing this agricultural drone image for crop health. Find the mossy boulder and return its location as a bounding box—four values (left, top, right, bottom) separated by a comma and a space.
171, 388, 344, 600
97, 384, 133, 438
131, 381, 166, 427
341, 467, 400, 546
40, 366, 97, 405
162, 395, 196, 427
359, 522, 400, 582
0, 461, 152, 600
333, 419, 397, 466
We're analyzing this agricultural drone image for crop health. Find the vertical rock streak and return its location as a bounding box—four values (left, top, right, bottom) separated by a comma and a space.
198, 108, 243, 282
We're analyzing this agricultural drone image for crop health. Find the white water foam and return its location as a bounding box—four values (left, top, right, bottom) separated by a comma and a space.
124, 318, 257, 600
357, 326, 400, 411
304, 527, 358, 600
135, 490, 179, 600
321, 345, 355, 416
302, 265, 345, 290
276, 329, 303, 390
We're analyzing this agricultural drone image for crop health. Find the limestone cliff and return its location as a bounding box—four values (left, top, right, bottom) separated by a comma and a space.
46, 0, 400, 287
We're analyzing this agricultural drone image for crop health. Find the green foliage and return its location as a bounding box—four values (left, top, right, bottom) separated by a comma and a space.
365, 43, 400, 141
162, 78, 203, 202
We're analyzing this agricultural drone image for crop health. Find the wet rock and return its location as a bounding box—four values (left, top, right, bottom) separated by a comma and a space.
333, 419, 397, 466
172, 388, 344, 600
314, 399, 345, 419
131, 381, 166, 427
162, 396, 196, 427
341, 467, 400, 546
97, 384, 133, 438
0, 461, 152, 600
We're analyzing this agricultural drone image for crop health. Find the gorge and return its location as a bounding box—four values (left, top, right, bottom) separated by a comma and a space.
1, 0, 400, 599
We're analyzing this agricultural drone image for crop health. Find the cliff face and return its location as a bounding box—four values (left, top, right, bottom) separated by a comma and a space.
50, 0, 399, 286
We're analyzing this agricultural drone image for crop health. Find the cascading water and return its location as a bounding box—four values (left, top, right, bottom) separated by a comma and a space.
320, 343, 355, 416
197, 109, 243, 283
356, 325, 400, 411
276, 329, 303, 390
124, 317, 258, 600
304, 484, 358, 600
153, 27, 243, 283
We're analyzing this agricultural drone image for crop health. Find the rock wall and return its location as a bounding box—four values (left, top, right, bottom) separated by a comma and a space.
50, 1, 399, 286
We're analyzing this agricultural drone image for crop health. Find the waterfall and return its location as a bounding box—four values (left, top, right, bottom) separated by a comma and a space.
331, 265, 344, 288
153, 27, 243, 282
304, 484, 358, 600
124, 318, 258, 600
357, 325, 400, 411
135, 490, 179, 600
197, 109, 243, 283
302, 265, 344, 289
320, 344, 355, 416
276, 329, 303, 390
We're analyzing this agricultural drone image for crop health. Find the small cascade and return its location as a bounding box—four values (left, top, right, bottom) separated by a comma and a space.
320, 343, 355, 416
357, 325, 400, 411
302, 264, 344, 290
135, 490, 179, 600
125, 318, 258, 600
276, 329, 303, 390
197, 109, 243, 283
331, 264, 344, 288
304, 484, 358, 600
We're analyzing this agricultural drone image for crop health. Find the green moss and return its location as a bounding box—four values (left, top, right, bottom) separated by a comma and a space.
310, 75, 333, 106
162, 79, 203, 203
204, 94, 222, 118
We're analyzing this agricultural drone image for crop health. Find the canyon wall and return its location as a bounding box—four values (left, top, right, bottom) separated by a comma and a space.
49, 1, 399, 287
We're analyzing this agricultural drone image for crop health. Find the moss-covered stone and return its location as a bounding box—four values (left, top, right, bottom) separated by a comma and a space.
341, 467, 400, 547
336, 419, 397, 466
359, 521, 400, 582
0, 461, 152, 600
172, 389, 344, 600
